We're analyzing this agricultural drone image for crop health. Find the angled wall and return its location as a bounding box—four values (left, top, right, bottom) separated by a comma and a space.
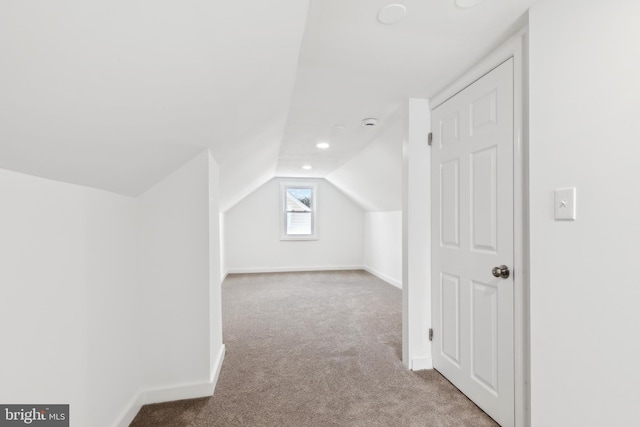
325, 112, 404, 290
0, 150, 224, 427
136, 150, 224, 405
326, 112, 403, 212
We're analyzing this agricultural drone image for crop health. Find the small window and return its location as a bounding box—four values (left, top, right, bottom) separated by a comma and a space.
280, 183, 317, 240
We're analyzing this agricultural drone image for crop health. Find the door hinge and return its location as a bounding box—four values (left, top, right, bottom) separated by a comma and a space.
427, 132, 433, 146
429, 328, 433, 341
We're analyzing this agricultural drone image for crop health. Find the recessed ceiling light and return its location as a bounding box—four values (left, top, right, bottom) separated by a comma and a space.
316, 142, 330, 149
361, 118, 379, 127
302, 165, 312, 170
455, 0, 483, 8
377, 4, 407, 25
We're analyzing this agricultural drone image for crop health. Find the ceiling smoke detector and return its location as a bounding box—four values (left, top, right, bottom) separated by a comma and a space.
377, 4, 407, 25
361, 118, 379, 127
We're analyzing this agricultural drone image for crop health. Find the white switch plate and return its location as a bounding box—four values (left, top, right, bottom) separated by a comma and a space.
554, 187, 576, 220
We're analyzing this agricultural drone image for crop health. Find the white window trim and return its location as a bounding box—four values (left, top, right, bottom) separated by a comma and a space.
280, 182, 318, 241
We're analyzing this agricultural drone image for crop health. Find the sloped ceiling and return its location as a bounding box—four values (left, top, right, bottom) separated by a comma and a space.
0, 0, 533, 212
275, 0, 533, 212
326, 109, 403, 212
0, 0, 309, 202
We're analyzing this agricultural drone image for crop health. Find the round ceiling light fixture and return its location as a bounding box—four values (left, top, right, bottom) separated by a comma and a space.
302, 165, 312, 170
316, 142, 330, 149
455, 0, 484, 8
377, 4, 407, 25
361, 118, 379, 128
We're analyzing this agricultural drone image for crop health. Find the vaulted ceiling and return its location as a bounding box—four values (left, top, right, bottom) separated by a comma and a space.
0, 0, 533, 212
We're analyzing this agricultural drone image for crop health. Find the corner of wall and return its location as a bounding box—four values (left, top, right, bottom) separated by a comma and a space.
402, 99, 432, 370
112, 393, 144, 427
113, 345, 226, 427
134, 149, 225, 422
410, 357, 433, 371
363, 266, 401, 289
141, 344, 225, 405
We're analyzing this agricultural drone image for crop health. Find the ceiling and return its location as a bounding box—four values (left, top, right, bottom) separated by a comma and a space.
0, 0, 533, 212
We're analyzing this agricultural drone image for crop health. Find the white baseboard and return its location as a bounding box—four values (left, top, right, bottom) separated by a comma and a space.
141, 377, 213, 405
411, 356, 433, 371
113, 393, 144, 427
113, 345, 226, 427
142, 344, 226, 404
221, 270, 229, 283
227, 265, 363, 274
363, 266, 402, 289
209, 344, 225, 395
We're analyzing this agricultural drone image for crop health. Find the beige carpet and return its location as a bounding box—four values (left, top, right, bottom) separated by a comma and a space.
130, 270, 499, 427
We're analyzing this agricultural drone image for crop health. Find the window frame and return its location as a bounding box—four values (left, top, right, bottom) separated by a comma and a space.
280, 182, 318, 241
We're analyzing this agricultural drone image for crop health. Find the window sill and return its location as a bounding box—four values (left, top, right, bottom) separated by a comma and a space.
280, 235, 318, 241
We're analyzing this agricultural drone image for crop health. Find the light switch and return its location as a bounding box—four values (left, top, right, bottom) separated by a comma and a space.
554, 187, 576, 220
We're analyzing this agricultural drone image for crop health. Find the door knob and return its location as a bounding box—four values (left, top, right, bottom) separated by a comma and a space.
492, 265, 510, 279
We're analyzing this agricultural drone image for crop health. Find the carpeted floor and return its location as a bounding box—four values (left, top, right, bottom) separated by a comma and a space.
130, 270, 499, 427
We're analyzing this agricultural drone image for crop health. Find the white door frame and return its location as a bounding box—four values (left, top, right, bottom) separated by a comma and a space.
402, 28, 529, 427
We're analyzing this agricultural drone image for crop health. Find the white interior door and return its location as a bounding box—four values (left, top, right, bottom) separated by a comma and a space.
431, 58, 515, 426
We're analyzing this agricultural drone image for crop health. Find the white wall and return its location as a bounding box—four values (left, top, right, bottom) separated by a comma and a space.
529, 1, 640, 426
364, 211, 402, 288
402, 98, 432, 371
137, 151, 224, 400
220, 212, 227, 280
0, 150, 224, 427
225, 177, 364, 273
208, 153, 224, 382
0, 168, 139, 427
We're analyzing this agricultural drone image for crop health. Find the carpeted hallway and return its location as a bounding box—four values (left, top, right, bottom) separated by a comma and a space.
130, 270, 498, 426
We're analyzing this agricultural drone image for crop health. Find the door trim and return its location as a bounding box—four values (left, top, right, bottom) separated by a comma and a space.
430, 28, 529, 427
